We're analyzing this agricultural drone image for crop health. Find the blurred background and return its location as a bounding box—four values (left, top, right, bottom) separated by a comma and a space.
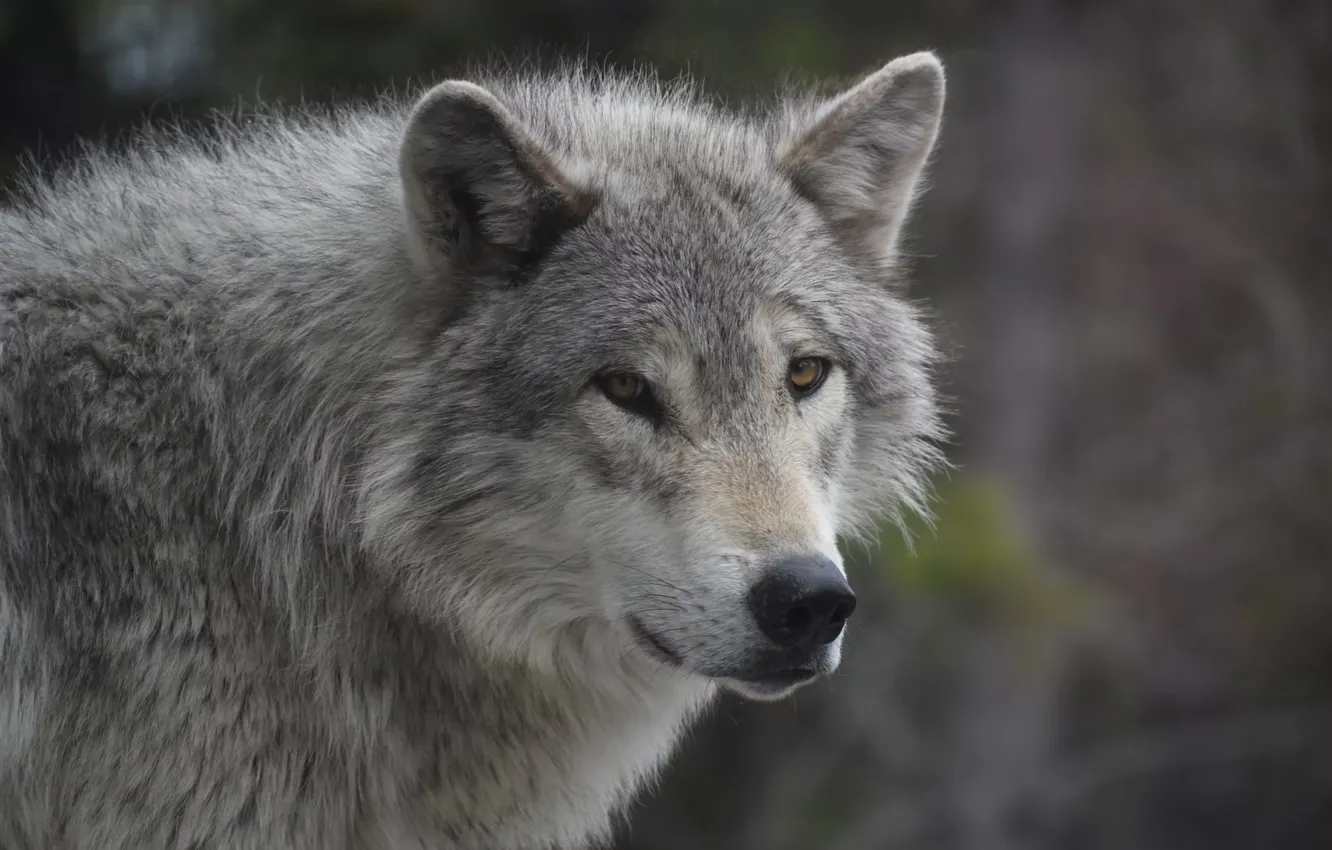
2, 1, 1329, 848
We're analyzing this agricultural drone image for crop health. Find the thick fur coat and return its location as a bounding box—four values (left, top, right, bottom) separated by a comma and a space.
0, 53, 947, 849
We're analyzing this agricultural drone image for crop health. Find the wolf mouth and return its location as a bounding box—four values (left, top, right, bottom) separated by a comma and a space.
629, 617, 683, 667
627, 617, 824, 689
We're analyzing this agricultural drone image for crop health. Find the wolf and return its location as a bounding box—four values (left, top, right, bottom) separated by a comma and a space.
0, 49, 947, 849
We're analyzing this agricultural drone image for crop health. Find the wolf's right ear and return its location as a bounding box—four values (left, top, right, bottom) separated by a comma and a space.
399, 81, 593, 278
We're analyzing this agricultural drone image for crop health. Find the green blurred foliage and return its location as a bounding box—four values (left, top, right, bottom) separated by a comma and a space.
856, 476, 1088, 631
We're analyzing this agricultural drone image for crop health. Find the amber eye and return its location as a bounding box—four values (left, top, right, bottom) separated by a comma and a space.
594, 370, 664, 424
600, 371, 645, 403
788, 357, 829, 396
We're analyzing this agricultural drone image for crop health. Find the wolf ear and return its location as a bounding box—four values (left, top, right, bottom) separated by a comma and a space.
777, 52, 945, 265
399, 81, 593, 277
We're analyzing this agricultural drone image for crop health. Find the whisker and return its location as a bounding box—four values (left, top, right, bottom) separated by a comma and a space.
604, 559, 688, 594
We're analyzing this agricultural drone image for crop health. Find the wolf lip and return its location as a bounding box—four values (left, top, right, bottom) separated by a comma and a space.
732, 668, 819, 687
629, 617, 683, 667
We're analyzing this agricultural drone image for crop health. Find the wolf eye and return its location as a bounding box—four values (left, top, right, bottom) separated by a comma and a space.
788, 357, 830, 397
600, 371, 645, 403
594, 370, 664, 423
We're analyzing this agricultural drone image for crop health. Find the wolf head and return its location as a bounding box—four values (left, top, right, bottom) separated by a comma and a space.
365, 53, 946, 701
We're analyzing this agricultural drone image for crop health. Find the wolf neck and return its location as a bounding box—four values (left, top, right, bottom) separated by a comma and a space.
447, 636, 715, 848
306, 588, 715, 847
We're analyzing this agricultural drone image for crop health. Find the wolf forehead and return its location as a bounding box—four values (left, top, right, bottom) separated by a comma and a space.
447, 90, 901, 355
523, 195, 856, 344
476, 73, 879, 284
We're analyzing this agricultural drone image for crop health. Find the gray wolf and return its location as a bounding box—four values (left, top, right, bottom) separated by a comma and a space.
0, 50, 947, 849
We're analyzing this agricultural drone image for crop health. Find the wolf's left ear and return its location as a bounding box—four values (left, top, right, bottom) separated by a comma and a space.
777, 52, 945, 265
399, 81, 593, 278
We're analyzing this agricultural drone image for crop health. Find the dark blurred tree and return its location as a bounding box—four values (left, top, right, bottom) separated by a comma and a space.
0, 0, 101, 176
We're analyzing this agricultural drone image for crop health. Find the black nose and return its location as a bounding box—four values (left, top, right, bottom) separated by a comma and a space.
748, 555, 857, 649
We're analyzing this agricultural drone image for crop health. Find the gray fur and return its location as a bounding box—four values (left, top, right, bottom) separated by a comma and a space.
0, 52, 947, 849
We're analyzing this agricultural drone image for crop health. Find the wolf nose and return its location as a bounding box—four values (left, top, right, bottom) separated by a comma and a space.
749, 555, 857, 649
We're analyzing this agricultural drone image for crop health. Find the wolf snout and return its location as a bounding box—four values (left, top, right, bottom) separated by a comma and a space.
748, 555, 856, 649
